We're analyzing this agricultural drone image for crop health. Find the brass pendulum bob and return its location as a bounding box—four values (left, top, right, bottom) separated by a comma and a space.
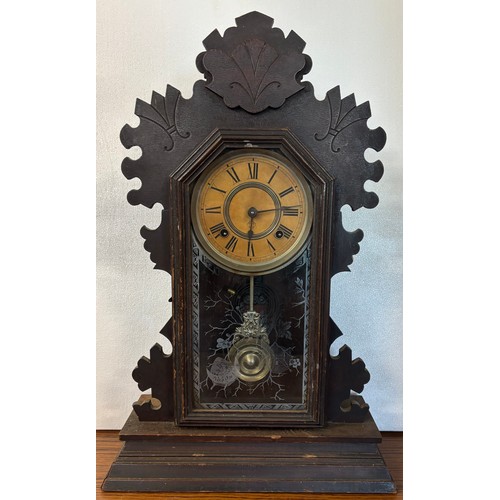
228, 275, 274, 382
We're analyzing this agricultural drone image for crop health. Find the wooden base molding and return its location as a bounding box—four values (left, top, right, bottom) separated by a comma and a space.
102, 407, 396, 494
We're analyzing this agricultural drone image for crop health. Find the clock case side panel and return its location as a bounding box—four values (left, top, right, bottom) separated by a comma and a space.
170, 129, 335, 427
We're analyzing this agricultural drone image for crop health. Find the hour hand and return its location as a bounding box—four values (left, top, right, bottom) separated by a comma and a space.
247, 214, 255, 240
247, 220, 255, 255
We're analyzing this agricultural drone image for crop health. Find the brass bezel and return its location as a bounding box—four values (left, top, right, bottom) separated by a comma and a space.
191, 149, 314, 275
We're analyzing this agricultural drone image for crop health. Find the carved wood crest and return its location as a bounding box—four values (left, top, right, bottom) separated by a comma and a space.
196, 12, 311, 113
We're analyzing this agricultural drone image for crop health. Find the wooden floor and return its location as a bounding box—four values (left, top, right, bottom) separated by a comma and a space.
97, 430, 402, 499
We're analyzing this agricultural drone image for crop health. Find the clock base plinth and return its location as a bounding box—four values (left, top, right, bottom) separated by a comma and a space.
102, 397, 396, 494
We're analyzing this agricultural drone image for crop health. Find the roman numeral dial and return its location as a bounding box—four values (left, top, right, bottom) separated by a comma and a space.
191, 151, 313, 274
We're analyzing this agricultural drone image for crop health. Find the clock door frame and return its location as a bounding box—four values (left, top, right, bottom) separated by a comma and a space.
170, 129, 335, 427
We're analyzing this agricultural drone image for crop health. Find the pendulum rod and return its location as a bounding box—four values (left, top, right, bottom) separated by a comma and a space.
249, 274, 254, 312
228, 273, 273, 383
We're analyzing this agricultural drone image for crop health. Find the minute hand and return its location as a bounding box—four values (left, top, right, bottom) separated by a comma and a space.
255, 205, 302, 214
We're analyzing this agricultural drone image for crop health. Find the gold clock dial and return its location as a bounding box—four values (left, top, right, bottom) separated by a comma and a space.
191, 151, 313, 274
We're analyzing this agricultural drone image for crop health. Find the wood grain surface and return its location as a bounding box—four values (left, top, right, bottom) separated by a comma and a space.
97, 430, 402, 499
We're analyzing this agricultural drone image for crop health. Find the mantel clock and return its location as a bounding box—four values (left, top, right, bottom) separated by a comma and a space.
103, 12, 395, 494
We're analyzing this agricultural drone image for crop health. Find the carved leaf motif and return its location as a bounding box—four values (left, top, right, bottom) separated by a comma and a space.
132, 86, 189, 152
203, 39, 306, 113
316, 87, 372, 153
120, 84, 190, 210
232, 40, 278, 99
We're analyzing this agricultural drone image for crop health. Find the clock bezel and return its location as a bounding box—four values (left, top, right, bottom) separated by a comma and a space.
190, 149, 314, 275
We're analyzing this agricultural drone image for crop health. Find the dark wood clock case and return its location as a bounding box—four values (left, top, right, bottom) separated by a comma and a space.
102, 12, 395, 494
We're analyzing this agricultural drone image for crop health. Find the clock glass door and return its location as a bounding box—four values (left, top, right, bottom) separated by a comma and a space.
181, 149, 322, 426
191, 238, 312, 415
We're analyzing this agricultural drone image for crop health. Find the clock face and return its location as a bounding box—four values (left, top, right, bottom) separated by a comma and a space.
191, 151, 313, 274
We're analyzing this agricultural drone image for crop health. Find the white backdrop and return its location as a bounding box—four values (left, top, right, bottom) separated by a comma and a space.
96, 0, 402, 431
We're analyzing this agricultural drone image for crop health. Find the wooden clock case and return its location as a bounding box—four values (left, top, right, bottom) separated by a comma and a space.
103, 12, 395, 494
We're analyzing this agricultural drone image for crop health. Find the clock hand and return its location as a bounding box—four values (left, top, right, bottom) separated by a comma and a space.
247, 217, 254, 241
254, 205, 302, 214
